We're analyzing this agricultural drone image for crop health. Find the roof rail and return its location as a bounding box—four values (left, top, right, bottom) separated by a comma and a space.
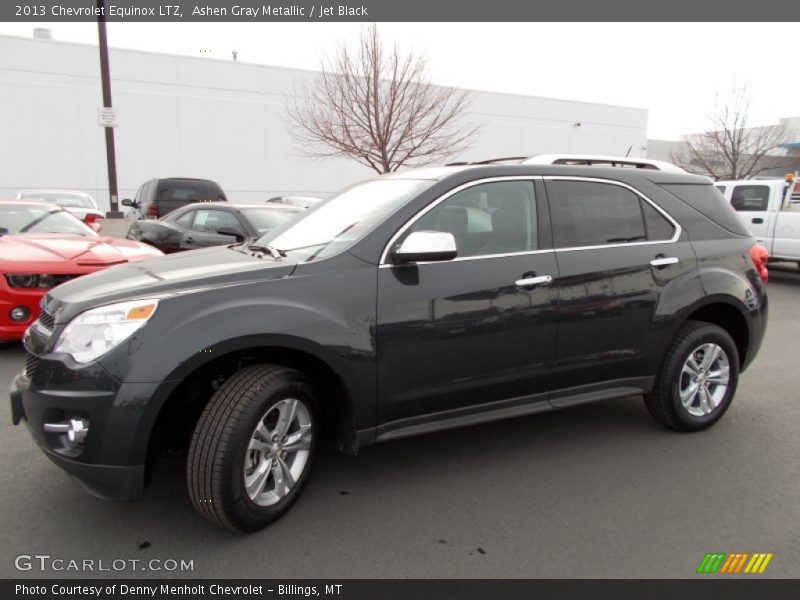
445, 154, 686, 172
445, 156, 527, 166
522, 154, 686, 173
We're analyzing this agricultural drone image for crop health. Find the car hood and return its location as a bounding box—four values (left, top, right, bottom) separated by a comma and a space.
0, 233, 159, 266
44, 245, 297, 323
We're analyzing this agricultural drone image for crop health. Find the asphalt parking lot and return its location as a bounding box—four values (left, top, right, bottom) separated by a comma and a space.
1, 266, 798, 579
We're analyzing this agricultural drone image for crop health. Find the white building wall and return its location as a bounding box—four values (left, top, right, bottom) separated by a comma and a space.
0, 34, 648, 212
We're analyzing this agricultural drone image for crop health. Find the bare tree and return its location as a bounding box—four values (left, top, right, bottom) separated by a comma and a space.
286, 25, 476, 174
671, 86, 792, 180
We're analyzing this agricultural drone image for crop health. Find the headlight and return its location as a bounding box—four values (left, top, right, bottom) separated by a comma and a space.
54, 299, 159, 364
5, 274, 58, 289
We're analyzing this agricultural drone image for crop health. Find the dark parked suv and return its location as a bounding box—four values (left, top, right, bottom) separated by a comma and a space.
122, 177, 227, 219
11, 164, 768, 532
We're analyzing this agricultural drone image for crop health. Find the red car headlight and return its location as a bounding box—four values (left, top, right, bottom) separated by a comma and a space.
5, 274, 58, 289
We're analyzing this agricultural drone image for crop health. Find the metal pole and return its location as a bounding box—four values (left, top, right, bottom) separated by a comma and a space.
97, 0, 121, 217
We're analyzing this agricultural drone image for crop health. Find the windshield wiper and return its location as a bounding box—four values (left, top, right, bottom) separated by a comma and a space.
245, 243, 286, 259
279, 240, 334, 253
606, 235, 647, 243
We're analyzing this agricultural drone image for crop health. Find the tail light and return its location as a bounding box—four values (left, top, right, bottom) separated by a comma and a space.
748, 243, 768, 283
83, 213, 103, 225
147, 203, 158, 218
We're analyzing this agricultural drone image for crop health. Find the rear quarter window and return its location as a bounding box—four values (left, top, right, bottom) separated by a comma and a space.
659, 183, 751, 237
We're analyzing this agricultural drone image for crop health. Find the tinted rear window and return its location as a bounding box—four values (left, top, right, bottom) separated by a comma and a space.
659, 183, 750, 236
157, 180, 226, 202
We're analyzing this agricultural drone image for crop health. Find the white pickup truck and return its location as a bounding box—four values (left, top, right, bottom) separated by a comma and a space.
715, 176, 800, 268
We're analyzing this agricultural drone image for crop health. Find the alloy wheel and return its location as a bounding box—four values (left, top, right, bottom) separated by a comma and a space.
678, 343, 730, 417
243, 398, 313, 506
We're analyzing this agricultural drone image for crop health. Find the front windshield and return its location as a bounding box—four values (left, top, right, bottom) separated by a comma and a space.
243, 207, 303, 234
257, 178, 432, 261
20, 192, 94, 209
0, 205, 97, 237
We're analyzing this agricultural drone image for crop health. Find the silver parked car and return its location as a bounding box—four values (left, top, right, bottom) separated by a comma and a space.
16, 190, 105, 226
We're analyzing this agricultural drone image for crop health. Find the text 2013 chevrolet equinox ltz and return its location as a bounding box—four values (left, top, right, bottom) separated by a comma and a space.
11, 165, 768, 532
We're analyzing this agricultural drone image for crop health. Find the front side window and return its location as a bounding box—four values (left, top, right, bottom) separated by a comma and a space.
731, 185, 769, 212
133, 184, 145, 204
259, 178, 432, 262
404, 180, 537, 258
191, 209, 241, 233
549, 180, 674, 248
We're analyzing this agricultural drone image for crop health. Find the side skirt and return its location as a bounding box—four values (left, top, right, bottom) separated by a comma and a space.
360, 376, 655, 445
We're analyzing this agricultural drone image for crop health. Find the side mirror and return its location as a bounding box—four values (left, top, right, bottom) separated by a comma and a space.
121, 198, 133, 207
216, 225, 245, 242
391, 231, 457, 264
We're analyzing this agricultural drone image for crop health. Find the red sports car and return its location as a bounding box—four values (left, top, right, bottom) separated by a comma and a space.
1, 200, 163, 341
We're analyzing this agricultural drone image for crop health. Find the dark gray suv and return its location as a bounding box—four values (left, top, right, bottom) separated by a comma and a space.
11, 164, 768, 532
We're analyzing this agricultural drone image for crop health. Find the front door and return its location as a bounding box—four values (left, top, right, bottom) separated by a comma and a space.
180, 208, 243, 249
376, 179, 559, 428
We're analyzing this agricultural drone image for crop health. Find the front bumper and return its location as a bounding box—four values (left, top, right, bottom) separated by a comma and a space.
0, 287, 44, 340
10, 367, 156, 502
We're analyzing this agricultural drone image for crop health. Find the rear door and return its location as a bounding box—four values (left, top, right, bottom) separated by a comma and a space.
545, 177, 695, 401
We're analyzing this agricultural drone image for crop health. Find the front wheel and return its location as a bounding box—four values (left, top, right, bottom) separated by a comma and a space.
187, 365, 318, 532
644, 321, 740, 432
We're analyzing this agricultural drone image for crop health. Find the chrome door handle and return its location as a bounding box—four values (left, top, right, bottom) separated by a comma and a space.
650, 257, 679, 267
515, 275, 553, 287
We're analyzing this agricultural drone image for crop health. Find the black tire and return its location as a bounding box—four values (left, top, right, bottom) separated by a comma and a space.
644, 321, 740, 432
187, 364, 319, 532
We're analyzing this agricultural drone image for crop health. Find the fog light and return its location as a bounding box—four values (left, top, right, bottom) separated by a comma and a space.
43, 418, 89, 448
9, 307, 29, 322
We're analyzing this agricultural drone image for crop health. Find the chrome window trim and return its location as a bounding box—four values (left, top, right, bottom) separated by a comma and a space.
379, 176, 542, 266
378, 175, 682, 267
542, 176, 681, 252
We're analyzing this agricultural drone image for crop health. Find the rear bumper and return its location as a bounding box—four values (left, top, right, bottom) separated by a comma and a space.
743, 293, 768, 372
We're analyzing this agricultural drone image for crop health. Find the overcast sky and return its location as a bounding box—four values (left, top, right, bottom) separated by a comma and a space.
0, 22, 795, 140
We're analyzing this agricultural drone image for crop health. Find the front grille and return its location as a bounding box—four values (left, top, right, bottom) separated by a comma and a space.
25, 353, 40, 378
38, 309, 55, 330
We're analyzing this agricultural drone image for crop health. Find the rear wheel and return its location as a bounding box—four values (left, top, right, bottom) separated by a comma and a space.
644, 321, 739, 431
187, 364, 318, 532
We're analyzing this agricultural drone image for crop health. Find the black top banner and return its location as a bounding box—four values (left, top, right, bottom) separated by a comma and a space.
3, 0, 800, 22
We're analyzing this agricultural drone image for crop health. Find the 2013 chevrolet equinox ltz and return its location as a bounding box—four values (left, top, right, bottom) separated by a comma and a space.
11, 164, 768, 532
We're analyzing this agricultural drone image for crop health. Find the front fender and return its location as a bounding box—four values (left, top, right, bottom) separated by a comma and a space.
98, 259, 378, 463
